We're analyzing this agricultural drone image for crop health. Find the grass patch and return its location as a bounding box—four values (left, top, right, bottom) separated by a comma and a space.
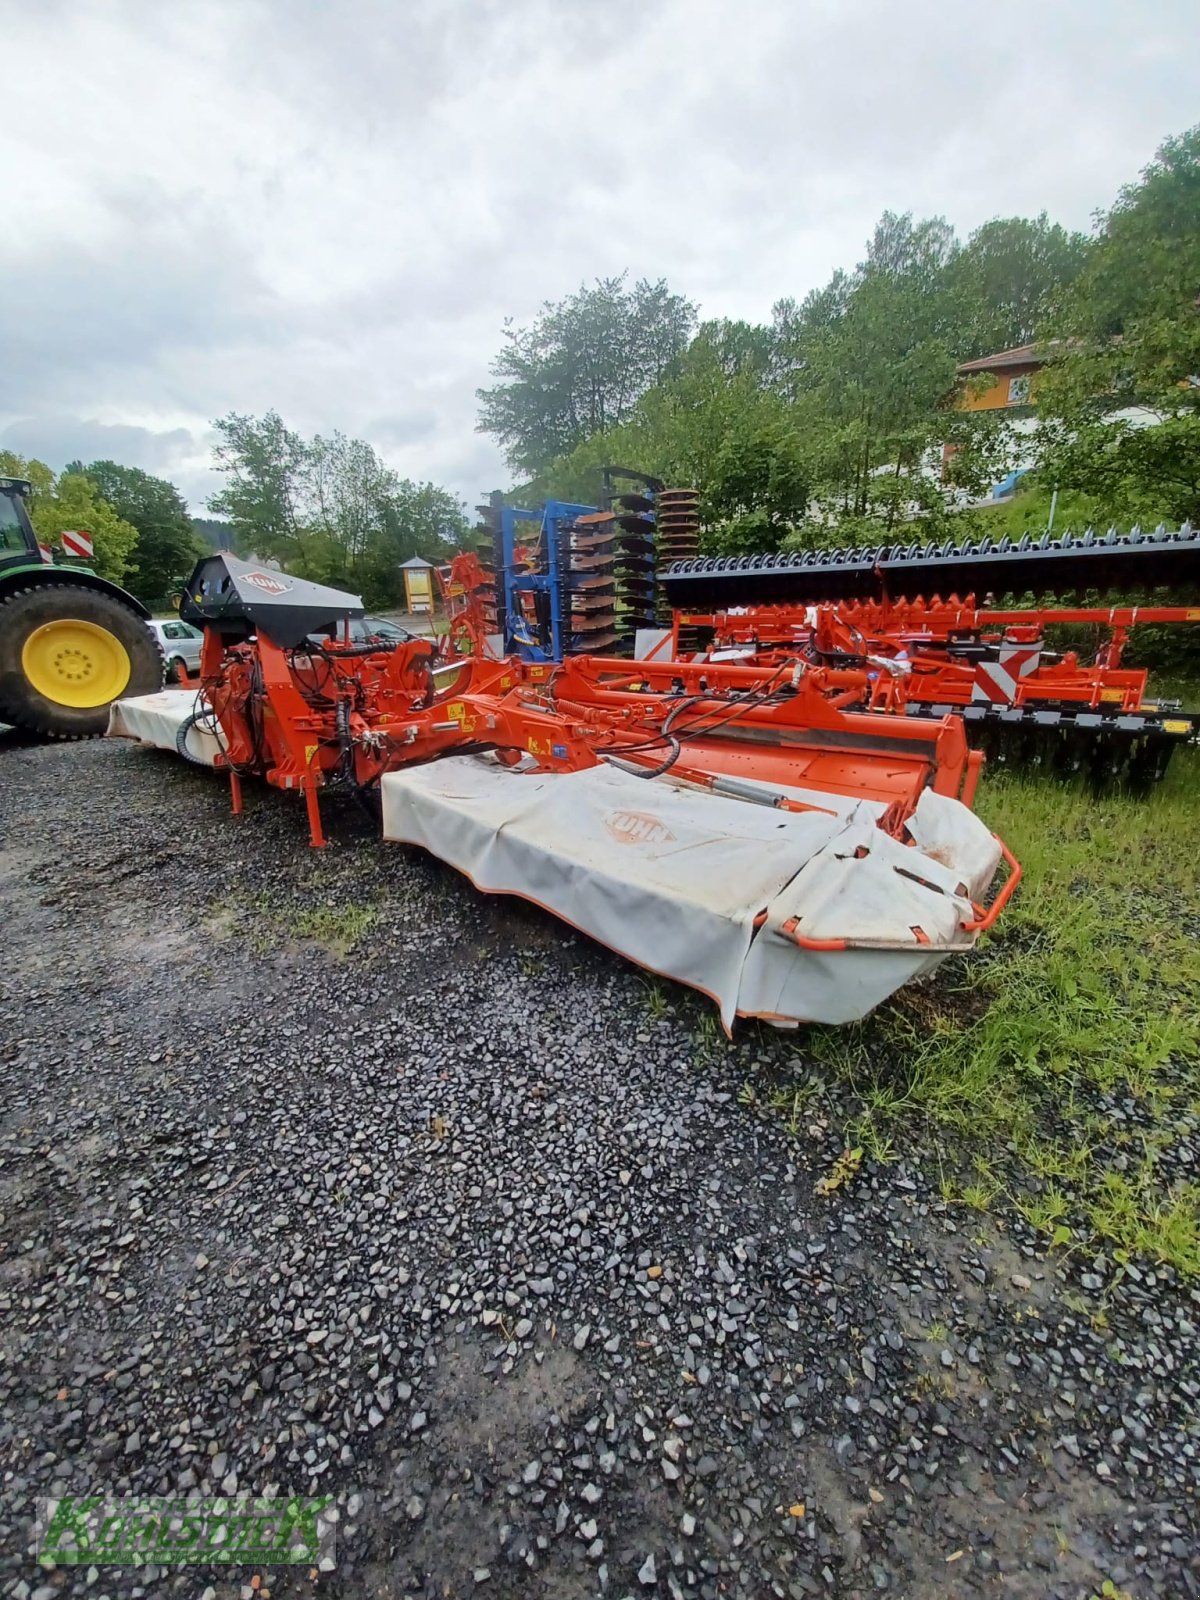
210, 890, 378, 959
760, 737, 1200, 1273
291, 903, 377, 958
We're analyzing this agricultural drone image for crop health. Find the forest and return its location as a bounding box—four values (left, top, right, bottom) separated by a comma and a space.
4, 124, 1197, 611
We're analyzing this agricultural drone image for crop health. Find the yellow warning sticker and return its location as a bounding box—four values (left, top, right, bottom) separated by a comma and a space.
1100, 689, 1124, 703
1163, 719, 1191, 734
447, 702, 465, 721
305, 744, 318, 765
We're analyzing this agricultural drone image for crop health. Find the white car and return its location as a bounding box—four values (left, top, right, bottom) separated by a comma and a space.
147, 618, 204, 681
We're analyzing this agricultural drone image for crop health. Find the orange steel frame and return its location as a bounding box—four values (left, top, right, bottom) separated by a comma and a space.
673, 599, 1200, 715
196, 625, 983, 850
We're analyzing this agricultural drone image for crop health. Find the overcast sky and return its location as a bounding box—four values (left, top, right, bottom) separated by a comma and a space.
2, 0, 1197, 514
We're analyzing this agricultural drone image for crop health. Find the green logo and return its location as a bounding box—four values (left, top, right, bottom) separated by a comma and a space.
37, 1495, 335, 1566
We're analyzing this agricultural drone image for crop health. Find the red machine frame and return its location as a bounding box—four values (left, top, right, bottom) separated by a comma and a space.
196, 620, 984, 850
673, 599, 1200, 724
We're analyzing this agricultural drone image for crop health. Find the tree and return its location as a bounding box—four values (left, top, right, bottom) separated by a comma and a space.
0, 451, 138, 583
476, 275, 697, 476
359, 481, 468, 608
1036, 125, 1200, 523
208, 411, 309, 557
524, 321, 810, 553
75, 460, 202, 606
207, 413, 469, 608
781, 213, 966, 525
948, 214, 1090, 357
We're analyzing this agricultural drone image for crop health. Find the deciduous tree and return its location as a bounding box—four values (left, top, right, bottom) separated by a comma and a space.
477, 276, 696, 476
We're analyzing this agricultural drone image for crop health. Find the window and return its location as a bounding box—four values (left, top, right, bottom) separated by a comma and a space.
1007, 374, 1031, 406
0, 493, 31, 554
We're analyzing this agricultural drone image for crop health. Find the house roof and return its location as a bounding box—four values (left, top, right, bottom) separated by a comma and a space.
400, 555, 434, 569
956, 343, 1042, 375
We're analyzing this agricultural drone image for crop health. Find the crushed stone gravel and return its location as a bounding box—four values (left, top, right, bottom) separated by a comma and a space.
1, 734, 1198, 1599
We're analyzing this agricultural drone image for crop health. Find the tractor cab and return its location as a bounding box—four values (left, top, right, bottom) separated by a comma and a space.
0, 477, 38, 567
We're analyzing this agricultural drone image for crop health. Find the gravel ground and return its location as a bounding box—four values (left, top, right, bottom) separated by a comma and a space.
1, 732, 1198, 1600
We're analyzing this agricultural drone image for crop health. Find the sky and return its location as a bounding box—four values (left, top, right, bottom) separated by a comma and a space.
2, 0, 1198, 515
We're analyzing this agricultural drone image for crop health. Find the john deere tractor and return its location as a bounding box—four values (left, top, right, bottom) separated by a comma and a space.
0, 475, 164, 738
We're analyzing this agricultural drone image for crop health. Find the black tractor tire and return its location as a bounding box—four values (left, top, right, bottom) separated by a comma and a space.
0, 583, 165, 739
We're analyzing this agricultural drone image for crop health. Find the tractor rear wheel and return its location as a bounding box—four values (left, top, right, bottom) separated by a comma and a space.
0, 583, 164, 739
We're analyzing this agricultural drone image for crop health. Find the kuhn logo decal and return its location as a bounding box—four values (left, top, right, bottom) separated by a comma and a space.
244, 570, 292, 595
604, 810, 676, 846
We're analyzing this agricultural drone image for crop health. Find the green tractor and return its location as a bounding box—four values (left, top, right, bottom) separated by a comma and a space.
0, 474, 164, 738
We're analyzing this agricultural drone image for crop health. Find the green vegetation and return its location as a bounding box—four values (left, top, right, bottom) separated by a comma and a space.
209, 890, 377, 960
752, 742, 1200, 1273
1038, 127, 1200, 527
0, 424, 470, 613
479, 125, 1200, 550
76, 459, 203, 607
290, 903, 378, 959
476, 275, 696, 477
960, 482, 1174, 541
0, 451, 139, 585
208, 412, 469, 608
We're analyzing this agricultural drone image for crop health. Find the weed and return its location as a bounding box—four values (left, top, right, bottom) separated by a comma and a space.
642, 979, 670, 1023
815, 1146, 863, 1196
1090, 1581, 1134, 1600
693, 1012, 723, 1063
292, 903, 377, 959
961, 1181, 996, 1213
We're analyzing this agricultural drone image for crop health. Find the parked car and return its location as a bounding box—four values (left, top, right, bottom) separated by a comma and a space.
351, 616, 415, 645
307, 616, 418, 648
148, 618, 204, 680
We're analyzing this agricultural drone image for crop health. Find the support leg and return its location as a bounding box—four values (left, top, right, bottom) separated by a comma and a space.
229, 768, 243, 817
304, 781, 327, 848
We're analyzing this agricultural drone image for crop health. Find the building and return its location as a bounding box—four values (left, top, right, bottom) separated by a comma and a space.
949, 342, 1161, 498
955, 344, 1044, 412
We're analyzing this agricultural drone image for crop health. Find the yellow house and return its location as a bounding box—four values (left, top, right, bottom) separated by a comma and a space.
956, 343, 1044, 410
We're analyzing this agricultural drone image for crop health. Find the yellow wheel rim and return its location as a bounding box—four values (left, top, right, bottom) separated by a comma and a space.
21, 619, 132, 708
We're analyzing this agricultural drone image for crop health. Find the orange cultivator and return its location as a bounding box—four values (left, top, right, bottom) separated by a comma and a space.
662, 525, 1200, 786
109, 553, 1017, 1028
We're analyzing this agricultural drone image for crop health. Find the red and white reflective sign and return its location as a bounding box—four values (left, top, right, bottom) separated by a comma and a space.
60, 529, 95, 560
37, 543, 54, 564
970, 644, 1042, 705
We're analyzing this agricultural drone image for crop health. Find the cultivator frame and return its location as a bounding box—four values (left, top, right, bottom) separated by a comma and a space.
662, 523, 1200, 784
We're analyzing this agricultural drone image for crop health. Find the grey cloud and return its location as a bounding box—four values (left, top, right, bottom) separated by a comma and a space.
0, 415, 221, 508
0, 415, 202, 470
362, 410, 439, 449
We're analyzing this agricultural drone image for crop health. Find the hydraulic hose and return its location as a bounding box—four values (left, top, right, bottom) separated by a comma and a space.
175, 704, 219, 766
